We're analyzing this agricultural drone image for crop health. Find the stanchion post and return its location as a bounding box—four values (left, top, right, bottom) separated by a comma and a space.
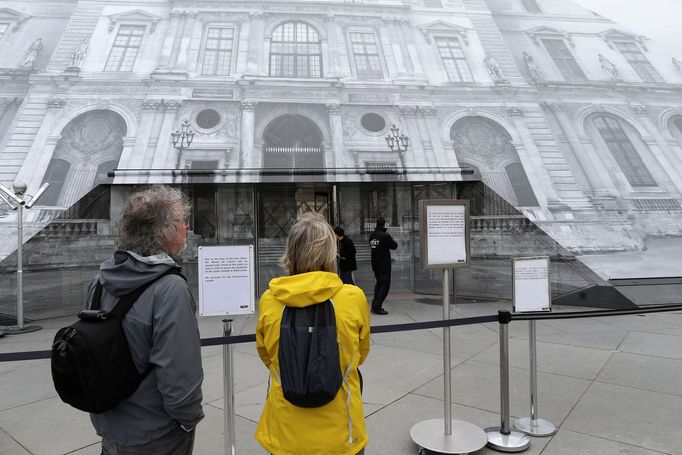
485, 311, 529, 452
223, 319, 236, 455
443, 269, 452, 436
514, 320, 556, 436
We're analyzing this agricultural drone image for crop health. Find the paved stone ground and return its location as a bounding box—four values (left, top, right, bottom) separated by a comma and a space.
1, 293, 682, 455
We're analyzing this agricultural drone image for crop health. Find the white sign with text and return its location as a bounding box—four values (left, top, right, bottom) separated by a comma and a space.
198, 245, 255, 316
513, 257, 551, 313
425, 203, 468, 267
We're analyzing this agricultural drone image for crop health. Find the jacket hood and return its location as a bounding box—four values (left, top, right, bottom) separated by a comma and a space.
99, 250, 182, 297
268, 271, 343, 307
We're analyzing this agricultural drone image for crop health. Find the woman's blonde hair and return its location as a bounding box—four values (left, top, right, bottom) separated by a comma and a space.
281, 212, 337, 275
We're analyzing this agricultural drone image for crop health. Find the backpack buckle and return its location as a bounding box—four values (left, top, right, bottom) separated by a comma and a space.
78, 310, 110, 321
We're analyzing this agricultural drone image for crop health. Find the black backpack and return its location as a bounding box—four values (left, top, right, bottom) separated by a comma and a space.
278, 299, 343, 408
51, 269, 182, 414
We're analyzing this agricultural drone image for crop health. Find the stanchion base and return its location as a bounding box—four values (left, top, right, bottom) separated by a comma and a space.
0, 325, 42, 335
410, 418, 487, 454
485, 427, 530, 453
514, 417, 557, 437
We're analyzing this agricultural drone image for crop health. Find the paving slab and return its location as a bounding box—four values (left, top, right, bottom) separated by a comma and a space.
618, 331, 682, 359
0, 361, 57, 411
597, 351, 682, 396
0, 396, 98, 455
414, 360, 591, 425
563, 381, 682, 454
542, 429, 669, 455
0, 428, 30, 455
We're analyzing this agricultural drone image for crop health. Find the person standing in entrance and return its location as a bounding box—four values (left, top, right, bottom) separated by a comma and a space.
369, 217, 397, 315
334, 226, 357, 285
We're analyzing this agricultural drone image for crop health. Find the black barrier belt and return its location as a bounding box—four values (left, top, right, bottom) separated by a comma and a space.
509, 303, 682, 321
0, 314, 498, 362
4, 305, 682, 363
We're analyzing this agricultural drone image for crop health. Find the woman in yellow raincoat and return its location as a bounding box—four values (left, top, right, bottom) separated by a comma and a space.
256, 213, 370, 455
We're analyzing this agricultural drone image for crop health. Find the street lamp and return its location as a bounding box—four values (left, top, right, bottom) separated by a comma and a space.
0, 181, 49, 334
385, 123, 409, 153
384, 124, 409, 227
171, 119, 195, 169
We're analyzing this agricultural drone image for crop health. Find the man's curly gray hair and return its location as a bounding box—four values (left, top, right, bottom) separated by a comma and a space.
116, 186, 191, 256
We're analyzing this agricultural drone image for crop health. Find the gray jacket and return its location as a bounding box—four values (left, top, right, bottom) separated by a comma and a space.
87, 251, 204, 445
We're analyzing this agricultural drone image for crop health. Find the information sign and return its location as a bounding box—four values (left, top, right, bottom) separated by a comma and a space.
419, 200, 470, 269
198, 245, 255, 316
512, 257, 551, 313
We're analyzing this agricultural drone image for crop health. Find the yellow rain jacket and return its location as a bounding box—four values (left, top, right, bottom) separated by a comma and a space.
255, 271, 371, 455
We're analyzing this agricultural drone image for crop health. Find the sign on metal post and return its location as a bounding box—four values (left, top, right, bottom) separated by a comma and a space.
198, 245, 256, 316
512, 256, 556, 438
411, 200, 486, 455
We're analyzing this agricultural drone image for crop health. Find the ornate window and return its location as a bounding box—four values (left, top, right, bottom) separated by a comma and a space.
202, 27, 234, 76
269, 22, 322, 78
40, 159, 70, 206
0, 23, 9, 40
350, 32, 383, 79
592, 115, 656, 187
105, 24, 145, 71
436, 37, 473, 82
520, 0, 542, 13
361, 113, 386, 133
613, 41, 664, 83
542, 39, 586, 81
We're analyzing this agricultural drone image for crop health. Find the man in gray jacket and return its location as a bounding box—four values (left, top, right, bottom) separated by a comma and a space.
85, 186, 203, 454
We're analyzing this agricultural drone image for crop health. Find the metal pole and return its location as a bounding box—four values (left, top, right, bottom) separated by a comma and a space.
485, 311, 529, 452
499, 316, 510, 435
529, 320, 537, 422
443, 269, 452, 436
16, 202, 23, 330
514, 319, 556, 436
223, 319, 236, 455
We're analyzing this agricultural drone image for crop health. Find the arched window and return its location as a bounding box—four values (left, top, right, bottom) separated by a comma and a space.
269, 22, 322, 78
591, 114, 656, 187
40, 159, 71, 206
451, 117, 539, 208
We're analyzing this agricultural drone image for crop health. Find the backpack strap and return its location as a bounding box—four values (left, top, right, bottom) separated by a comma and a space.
109, 268, 185, 320
91, 280, 104, 311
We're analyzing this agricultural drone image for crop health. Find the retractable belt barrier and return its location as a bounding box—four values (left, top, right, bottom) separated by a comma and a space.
2, 305, 681, 363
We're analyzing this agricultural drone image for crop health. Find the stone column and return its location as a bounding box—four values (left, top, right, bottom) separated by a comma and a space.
387, 20, 408, 76
114, 136, 137, 184
240, 101, 257, 169
17, 98, 66, 195
156, 11, 182, 70
506, 107, 556, 208
401, 20, 424, 77
419, 106, 450, 171
150, 100, 181, 181
235, 22, 250, 75
129, 100, 164, 172
332, 19, 352, 78
628, 104, 682, 195
378, 24, 398, 78
578, 134, 628, 204
544, 102, 618, 198
169, 13, 188, 68
247, 13, 265, 75
399, 105, 421, 170
175, 12, 199, 71
326, 104, 344, 169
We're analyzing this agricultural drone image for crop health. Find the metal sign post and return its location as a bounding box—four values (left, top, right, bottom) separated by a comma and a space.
410, 200, 487, 455
223, 319, 236, 455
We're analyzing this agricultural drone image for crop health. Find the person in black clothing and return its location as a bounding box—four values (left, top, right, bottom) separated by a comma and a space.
368, 217, 397, 315
334, 226, 357, 285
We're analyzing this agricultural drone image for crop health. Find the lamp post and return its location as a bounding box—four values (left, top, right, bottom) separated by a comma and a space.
385, 124, 409, 227
0, 181, 49, 334
171, 119, 195, 170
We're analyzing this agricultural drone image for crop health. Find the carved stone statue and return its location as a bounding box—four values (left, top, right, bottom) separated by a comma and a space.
69, 39, 89, 69
523, 52, 544, 84
673, 57, 682, 74
21, 38, 43, 68
599, 54, 620, 81
483, 54, 506, 83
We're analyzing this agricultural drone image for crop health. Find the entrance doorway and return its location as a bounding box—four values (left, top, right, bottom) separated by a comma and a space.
256, 184, 331, 292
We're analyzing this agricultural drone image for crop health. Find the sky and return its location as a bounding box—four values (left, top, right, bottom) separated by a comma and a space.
571, 0, 682, 55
